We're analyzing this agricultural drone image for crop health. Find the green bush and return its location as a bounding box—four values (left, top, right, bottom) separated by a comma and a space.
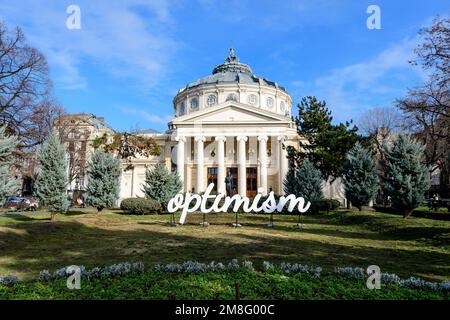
310, 199, 341, 214
120, 198, 162, 215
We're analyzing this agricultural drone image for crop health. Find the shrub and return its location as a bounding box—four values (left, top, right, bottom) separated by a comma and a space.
0, 274, 20, 286
334, 267, 365, 279
120, 198, 162, 215
310, 199, 341, 214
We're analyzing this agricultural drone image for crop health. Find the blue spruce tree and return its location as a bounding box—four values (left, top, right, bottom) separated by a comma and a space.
86, 150, 121, 212
143, 163, 182, 207
382, 133, 430, 218
294, 159, 323, 202
0, 126, 19, 204
284, 159, 323, 212
343, 142, 379, 211
283, 167, 298, 196
35, 132, 69, 222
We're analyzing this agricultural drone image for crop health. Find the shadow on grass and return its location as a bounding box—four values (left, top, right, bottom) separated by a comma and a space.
0, 213, 50, 222
1, 215, 449, 281
374, 206, 450, 221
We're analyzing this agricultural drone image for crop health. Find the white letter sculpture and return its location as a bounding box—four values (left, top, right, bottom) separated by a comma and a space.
168, 183, 311, 225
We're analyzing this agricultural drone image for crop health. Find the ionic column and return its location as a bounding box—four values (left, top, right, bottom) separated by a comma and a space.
176, 136, 186, 191
216, 136, 226, 194
195, 136, 206, 193
237, 135, 248, 197
258, 135, 269, 196
278, 136, 288, 194
131, 165, 136, 197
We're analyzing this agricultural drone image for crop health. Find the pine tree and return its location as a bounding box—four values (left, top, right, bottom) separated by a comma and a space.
143, 163, 182, 207
35, 132, 69, 221
288, 96, 368, 180
0, 126, 19, 204
295, 159, 324, 202
382, 133, 430, 218
283, 167, 298, 195
86, 150, 121, 212
284, 159, 323, 201
343, 142, 379, 211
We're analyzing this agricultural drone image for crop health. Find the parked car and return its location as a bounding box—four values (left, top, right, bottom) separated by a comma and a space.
18, 197, 40, 211
2, 195, 23, 210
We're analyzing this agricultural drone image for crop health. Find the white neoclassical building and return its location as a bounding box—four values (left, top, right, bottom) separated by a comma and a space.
119, 49, 303, 199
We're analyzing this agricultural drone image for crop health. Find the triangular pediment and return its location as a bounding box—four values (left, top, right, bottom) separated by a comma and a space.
171, 102, 290, 125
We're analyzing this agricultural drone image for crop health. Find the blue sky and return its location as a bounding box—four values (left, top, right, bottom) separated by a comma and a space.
0, 0, 448, 132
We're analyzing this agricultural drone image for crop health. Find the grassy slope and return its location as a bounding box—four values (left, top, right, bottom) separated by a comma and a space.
0, 209, 449, 282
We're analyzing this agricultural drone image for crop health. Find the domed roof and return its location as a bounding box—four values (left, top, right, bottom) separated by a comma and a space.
181, 49, 287, 92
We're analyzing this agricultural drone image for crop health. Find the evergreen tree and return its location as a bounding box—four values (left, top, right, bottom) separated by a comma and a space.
86, 150, 121, 212
0, 126, 19, 204
284, 159, 323, 201
283, 167, 298, 195
35, 132, 69, 222
382, 133, 430, 218
143, 163, 182, 207
343, 142, 379, 211
295, 159, 324, 202
288, 96, 369, 180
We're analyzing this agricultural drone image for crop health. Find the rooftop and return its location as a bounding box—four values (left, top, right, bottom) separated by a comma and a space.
181, 49, 287, 93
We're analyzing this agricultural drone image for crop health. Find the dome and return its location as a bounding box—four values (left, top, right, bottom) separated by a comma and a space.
173, 48, 293, 118
182, 48, 287, 92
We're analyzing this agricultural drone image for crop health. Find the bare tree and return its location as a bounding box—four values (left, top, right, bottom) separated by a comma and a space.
358, 107, 405, 135
396, 17, 450, 194
357, 107, 407, 156
0, 21, 62, 152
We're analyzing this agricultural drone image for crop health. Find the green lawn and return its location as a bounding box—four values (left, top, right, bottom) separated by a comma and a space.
0, 208, 449, 283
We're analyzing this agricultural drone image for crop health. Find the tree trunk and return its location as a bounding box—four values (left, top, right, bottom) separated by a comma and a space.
347, 200, 352, 210
97, 207, 103, 214
358, 206, 362, 211
50, 212, 56, 223
403, 209, 413, 218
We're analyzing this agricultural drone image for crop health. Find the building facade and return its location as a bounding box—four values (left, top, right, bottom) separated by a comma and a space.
120, 49, 301, 199
51, 50, 347, 203
55, 113, 115, 201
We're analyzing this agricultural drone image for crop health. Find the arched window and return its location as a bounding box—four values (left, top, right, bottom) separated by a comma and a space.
190, 97, 199, 111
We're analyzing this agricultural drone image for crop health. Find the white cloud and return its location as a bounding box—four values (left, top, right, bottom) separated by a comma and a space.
294, 37, 424, 120
0, 0, 179, 90
120, 107, 172, 125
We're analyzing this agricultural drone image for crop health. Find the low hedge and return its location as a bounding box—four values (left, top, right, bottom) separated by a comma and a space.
310, 199, 341, 214
120, 198, 162, 215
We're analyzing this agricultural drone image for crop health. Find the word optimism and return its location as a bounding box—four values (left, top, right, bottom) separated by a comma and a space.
168, 183, 311, 224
